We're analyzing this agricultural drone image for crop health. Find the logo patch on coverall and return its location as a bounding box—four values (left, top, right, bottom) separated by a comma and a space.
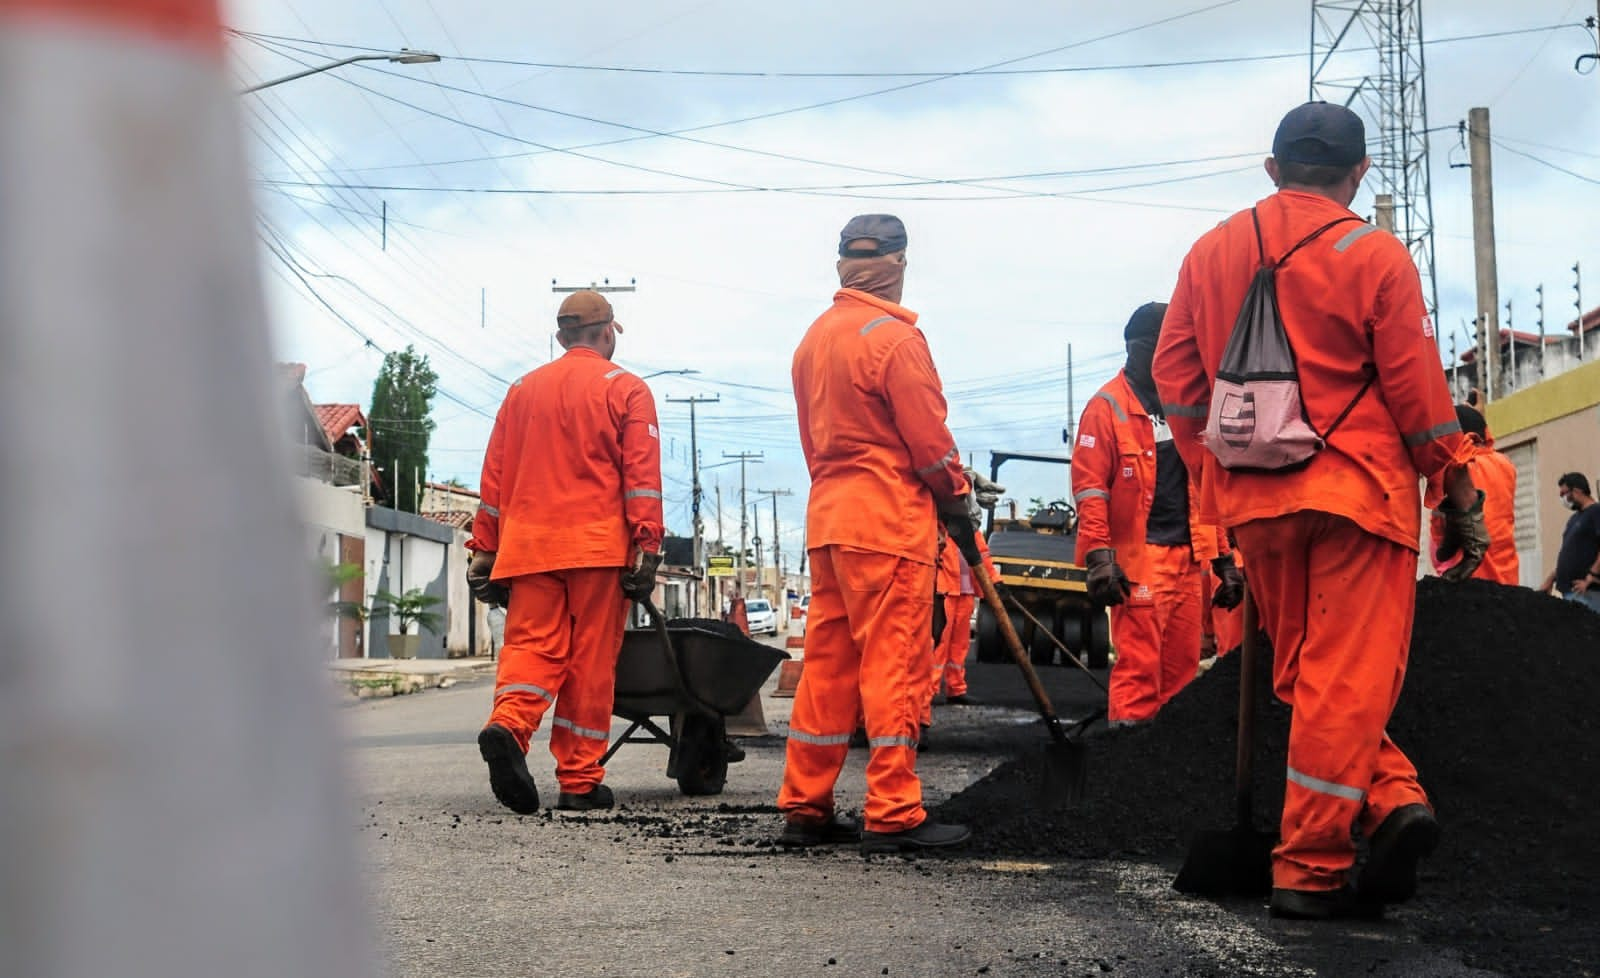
1078, 434, 1096, 449
1421, 313, 1435, 339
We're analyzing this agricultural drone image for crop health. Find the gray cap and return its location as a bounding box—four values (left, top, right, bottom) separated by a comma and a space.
838, 214, 908, 257
1272, 102, 1366, 167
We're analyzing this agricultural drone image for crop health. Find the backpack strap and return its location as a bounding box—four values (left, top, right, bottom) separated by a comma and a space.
1315, 364, 1377, 442
1277, 215, 1365, 269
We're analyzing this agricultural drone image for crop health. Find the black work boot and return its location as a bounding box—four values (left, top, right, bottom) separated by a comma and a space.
478, 724, 539, 815
1357, 804, 1441, 904
860, 819, 971, 854
1269, 886, 1384, 921
778, 812, 863, 848
555, 783, 615, 811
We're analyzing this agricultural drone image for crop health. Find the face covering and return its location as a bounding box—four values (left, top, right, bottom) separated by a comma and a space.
837, 255, 906, 305
1566, 497, 1582, 512
1124, 336, 1158, 399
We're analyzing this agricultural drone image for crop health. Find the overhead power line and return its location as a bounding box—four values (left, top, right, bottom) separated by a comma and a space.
228, 21, 1572, 79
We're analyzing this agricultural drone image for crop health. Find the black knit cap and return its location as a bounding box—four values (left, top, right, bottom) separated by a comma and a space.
1124, 301, 1167, 341
838, 214, 908, 257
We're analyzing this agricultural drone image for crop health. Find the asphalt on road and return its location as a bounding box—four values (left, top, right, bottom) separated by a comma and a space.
343, 631, 1521, 978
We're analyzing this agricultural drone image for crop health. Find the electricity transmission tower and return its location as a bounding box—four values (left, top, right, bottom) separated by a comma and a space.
1310, 0, 1440, 337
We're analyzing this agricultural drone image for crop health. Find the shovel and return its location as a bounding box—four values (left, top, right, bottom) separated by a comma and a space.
1172, 590, 1274, 897
951, 520, 1088, 808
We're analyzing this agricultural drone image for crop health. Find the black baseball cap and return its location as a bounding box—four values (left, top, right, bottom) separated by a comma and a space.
1272, 102, 1366, 167
838, 214, 908, 257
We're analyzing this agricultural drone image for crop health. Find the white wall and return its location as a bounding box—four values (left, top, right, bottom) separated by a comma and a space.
297, 477, 365, 658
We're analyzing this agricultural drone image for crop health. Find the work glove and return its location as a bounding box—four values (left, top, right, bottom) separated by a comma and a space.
942, 510, 985, 570
466, 550, 510, 608
1434, 489, 1489, 583
1211, 555, 1245, 611
621, 549, 663, 601
1083, 547, 1132, 607
962, 467, 1006, 510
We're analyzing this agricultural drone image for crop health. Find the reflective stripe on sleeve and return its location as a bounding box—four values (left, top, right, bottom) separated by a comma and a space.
603, 368, 626, 380
1403, 420, 1462, 447
1162, 402, 1208, 418
479, 502, 500, 518
495, 682, 554, 703
869, 735, 919, 750
1073, 488, 1110, 503
916, 446, 958, 475
859, 315, 895, 336
1093, 390, 1126, 423
551, 716, 610, 741
1333, 224, 1379, 253
624, 488, 663, 501
787, 729, 854, 747
1286, 765, 1365, 803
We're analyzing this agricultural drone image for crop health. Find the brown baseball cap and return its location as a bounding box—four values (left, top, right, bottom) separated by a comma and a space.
556, 290, 624, 332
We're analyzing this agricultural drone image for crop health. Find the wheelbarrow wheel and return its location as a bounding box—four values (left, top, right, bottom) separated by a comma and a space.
675, 712, 729, 796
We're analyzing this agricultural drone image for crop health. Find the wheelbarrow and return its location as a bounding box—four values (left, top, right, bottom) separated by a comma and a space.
600, 598, 788, 796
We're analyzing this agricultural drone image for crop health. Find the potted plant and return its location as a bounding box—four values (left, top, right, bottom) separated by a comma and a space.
369, 587, 444, 660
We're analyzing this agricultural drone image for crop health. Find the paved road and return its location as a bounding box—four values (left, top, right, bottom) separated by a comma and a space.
342, 643, 1503, 978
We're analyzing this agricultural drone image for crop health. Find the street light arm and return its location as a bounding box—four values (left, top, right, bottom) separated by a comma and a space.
241, 51, 441, 94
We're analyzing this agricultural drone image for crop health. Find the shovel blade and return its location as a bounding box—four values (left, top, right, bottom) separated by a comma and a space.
1172, 825, 1274, 898
1039, 739, 1088, 809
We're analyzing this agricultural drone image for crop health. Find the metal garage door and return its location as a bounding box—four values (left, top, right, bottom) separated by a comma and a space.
1504, 440, 1540, 587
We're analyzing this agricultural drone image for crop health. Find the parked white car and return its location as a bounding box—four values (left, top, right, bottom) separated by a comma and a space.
744, 598, 779, 636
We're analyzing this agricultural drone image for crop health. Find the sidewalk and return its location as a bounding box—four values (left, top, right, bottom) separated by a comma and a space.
329, 656, 495, 698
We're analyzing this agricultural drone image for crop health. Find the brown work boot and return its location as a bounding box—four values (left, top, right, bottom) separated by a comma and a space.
1269, 886, 1384, 921
478, 724, 539, 815
1357, 804, 1441, 904
778, 812, 862, 848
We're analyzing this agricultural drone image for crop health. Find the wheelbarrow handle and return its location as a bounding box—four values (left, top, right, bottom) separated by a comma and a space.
637, 596, 720, 720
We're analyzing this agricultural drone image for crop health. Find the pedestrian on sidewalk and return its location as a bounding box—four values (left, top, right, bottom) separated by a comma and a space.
1155, 101, 1488, 920
778, 214, 977, 854
1541, 472, 1600, 613
466, 290, 664, 815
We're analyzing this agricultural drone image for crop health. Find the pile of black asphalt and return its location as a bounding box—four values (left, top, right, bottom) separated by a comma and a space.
936, 578, 1600, 977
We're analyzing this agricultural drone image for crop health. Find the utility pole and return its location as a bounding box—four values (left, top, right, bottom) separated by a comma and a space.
1374, 193, 1396, 233
1535, 284, 1547, 378
667, 394, 719, 615
757, 488, 793, 602
1065, 343, 1075, 445
750, 501, 763, 599
1576, 262, 1586, 360
723, 451, 763, 595
1467, 107, 1500, 402
1505, 298, 1516, 392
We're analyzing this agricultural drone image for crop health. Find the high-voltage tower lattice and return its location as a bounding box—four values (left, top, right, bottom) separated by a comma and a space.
1310, 0, 1440, 329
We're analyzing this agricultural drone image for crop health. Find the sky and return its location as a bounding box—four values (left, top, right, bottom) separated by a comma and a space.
226, 0, 1600, 572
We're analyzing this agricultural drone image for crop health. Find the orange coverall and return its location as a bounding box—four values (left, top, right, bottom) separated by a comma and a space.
469, 348, 663, 794
779, 288, 969, 834
1155, 189, 1473, 893
1206, 546, 1246, 658
1427, 434, 1519, 585
1072, 369, 1227, 723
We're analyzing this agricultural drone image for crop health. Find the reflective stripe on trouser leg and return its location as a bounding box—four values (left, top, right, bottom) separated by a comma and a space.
489, 571, 571, 752
549, 567, 628, 794
778, 546, 861, 823
843, 548, 935, 833
1235, 512, 1427, 891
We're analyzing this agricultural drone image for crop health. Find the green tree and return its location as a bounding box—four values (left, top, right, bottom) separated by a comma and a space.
368, 346, 438, 513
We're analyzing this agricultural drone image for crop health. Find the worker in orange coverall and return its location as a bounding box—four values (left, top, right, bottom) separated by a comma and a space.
1427, 404, 1519, 585
1072, 301, 1244, 725
1205, 541, 1247, 659
778, 214, 987, 854
466, 290, 663, 815
1154, 102, 1489, 920
920, 518, 1001, 738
